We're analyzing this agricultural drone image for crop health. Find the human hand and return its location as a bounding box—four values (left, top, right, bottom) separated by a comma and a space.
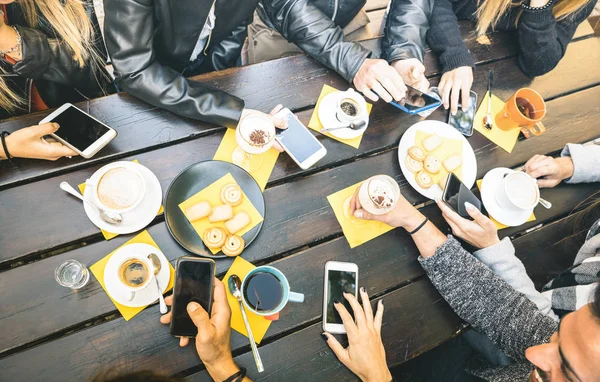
323, 289, 390, 382
353, 59, 407, 103
239, 104, 287, 152
349, 184, 423, 230
1, 123, 78, 161
392, 58, 429, 92
439, 66, 473, 115
437, 199, 500, 249
160, 278, 240, 381
524, 154, 574, 188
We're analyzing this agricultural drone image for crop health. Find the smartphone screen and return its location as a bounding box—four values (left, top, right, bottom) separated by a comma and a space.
45, 105, 112, 152
275, 109, 324, 164
448, 91, 477, 136
442, 173, 482, 220
391, 86, 441, 112
326, 269, 357, 324
170, 258, 214, 337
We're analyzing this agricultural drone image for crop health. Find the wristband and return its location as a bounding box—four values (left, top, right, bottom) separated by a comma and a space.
408, 217, 428, 235
1, 131, 13, 164
223, 367, 246, 382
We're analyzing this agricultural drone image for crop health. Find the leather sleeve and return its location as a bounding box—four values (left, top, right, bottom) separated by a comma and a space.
205, 16, 251, 72
103, 0, 244, 129
260, 0, 371, 83
382, 0, 432, 63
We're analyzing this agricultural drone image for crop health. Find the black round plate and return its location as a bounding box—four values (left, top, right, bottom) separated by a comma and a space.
164, 160, 265, 258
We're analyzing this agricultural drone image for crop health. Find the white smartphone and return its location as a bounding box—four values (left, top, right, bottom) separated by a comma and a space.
323, 261, 358, 334
274, 108, 326, 170
39, 103, 117, 158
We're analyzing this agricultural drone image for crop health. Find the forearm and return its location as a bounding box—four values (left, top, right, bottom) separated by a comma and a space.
403, 209, 449, 259
418, 237, 558, 360
261, 0, 370, 82
382, 0, 432, 63
205, 358, 251, 381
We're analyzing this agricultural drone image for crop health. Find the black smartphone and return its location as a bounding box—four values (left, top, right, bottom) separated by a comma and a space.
447, 91, 477, 136
170, 257, 215, 338
442, 173, 482, 220
389, 85, 442, 115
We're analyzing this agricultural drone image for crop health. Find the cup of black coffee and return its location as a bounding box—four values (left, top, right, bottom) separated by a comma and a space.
336, 88, 366, 124
240, 266, 304, 321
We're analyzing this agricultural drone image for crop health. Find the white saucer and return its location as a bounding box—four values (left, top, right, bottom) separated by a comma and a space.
397, 120, 477, 200
317, 92, 369, 139
104, 243, 170, 308
481, 168, 533, 227
83, 161, 162, 235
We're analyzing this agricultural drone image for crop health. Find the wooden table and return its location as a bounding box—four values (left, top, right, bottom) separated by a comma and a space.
1, 20, 599, 381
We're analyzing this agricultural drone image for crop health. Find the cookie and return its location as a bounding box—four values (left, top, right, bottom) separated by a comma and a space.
222, 235, 245, 257
405, 155, 424, 173
415, 171, 434, 189
424, 155, 441, 174
443, 154, 462, 172
203, 227, 227, 249
224, 211, 251, 235
185, 201, 211, 222
408, 146, 426, 161
423, 134, 442, 152
220, 183, 243, 206
208, 204, 233, 223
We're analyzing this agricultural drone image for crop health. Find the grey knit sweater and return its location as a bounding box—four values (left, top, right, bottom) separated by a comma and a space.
419, 237, 558, 381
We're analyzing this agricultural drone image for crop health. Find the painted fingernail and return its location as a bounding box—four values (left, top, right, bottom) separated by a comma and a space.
354, 210, 364, 219
380, 300, 384, 307
187, 302, 199, 312
334, 300, 340, 304
464, 202, 475, 211
434, 197, 441, 203
321, 333, 329, 342
360, 287, 366, 293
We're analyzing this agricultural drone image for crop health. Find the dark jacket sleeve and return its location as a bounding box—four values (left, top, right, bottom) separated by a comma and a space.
382, 0, 433, 63
103, 0, 244, 129
516, 1, 596, 77
426, 0, 474, 72
419, 237, 558, 361
259, 0, 371, 83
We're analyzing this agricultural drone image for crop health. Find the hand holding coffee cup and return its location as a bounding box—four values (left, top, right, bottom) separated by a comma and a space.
117, 255, 154, 301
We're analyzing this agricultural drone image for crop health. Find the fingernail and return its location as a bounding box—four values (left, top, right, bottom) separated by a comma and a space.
354, 210, 364, 219
434, 197, 441, 203
360, 287, 366, 293
321, 333, 329, 342
334, 300, 340, 304
187, 302, 200, 312
464, 202, 475, 211
379, 300, 384, 307
452, 111, 457, 116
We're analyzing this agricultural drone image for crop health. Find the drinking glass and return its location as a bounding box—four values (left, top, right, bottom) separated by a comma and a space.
55, 259, 90, 289
232, 114, 276, 172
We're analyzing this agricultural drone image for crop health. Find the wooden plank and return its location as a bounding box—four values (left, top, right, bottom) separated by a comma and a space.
2, 56, 600, 268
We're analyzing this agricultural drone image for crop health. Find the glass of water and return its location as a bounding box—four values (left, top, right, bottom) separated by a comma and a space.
55, 260, 90, 289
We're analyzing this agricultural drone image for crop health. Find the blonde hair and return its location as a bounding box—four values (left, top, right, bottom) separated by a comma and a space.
476, 0, 593, 36
1, 0, 97, 113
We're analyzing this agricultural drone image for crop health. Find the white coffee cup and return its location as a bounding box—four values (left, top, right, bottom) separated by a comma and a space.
336, 88, 367, 124
86, 163, 146, 214
495, 171, 540, 211
116, 254, 154, 301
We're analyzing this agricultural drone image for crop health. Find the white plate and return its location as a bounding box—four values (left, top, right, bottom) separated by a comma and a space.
481, 168, 533, 227
104, 243, 170, 308
397, 120, 477, 200
83, 161, 162, 235
317, 92, 369, 140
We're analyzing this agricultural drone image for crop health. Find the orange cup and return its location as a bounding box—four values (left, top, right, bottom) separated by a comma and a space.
496, 88, 546, 135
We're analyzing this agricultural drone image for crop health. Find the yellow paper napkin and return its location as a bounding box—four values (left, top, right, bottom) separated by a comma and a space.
327, 181, 394, 248
308, 84, 372, 149
78, 160, 164, 240
90, 230, 175, 321
476, 179, 535, 230
414, 129, 464, 185
213, 129, 279, 191
223, 257, 271, 344
474, 93, 520, 153
178, 173, 264, 255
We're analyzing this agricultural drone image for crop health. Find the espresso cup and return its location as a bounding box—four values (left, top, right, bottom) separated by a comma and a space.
495, 171, 540, 211
240, 266, 304, 321
86, 163, 146, 214
116, 254, 154, 301
336, 88, 366, 124
497, 88, 546, 130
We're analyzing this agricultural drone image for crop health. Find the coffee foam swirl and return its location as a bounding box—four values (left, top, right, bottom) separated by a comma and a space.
97, 167, 143, 210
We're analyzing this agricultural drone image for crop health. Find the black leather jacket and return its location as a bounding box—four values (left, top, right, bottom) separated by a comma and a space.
0, 1, 113, 120
382, 0, 432, 64
103, 0, 372, 129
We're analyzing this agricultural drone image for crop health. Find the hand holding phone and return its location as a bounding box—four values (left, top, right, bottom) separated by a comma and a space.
442, 173, 482, 220
447, 91, 477, 136
389, 85, 442, 115
323, 261, 358, 334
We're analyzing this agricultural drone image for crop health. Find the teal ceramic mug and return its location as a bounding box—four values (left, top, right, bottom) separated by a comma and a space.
240, 266, 304, 320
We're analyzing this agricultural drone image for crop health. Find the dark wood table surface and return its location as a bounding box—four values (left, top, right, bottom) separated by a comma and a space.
1, 19, 599, 381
